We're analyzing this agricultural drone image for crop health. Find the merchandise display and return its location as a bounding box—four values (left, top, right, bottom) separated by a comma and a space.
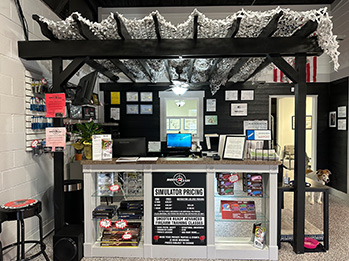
221, 200, 257, 220
101, 222, 142, 247
92, 205, 117, 219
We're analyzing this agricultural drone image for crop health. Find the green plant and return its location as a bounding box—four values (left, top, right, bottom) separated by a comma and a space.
73, 121, 104, 144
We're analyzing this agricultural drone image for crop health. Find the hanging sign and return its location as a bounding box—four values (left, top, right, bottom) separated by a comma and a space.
99, 219, 112, 228
45, 127, 66, 152
152, 172, 206, 246
45, 93, 66, 118
115, 219, 128, 229
30, 139, 39, 148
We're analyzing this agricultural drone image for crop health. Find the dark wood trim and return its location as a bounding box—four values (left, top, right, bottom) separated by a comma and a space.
57, 57, 89, 86
18, 37, 322, 60
243, 58, 270, 82
85, 60, 119, 82
208, 18, 241, 78
32, 15, 57, 41
291, 20, 318, 38
226, 12, 283, 80
293, 54, 307, 254
152, 14, 161, 40
266, 55, 298, 83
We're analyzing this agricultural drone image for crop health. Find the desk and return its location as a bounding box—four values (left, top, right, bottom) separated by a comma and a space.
277, 179, 329, 251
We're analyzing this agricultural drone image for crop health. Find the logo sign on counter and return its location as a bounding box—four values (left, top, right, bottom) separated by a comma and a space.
115, 219, 127, 229
246, 130, 271, 141
152, 172, 206, 246
99, 219, 112, 228
109, 184, 120, 192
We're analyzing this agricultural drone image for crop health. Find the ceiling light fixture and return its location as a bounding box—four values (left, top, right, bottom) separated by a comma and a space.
171, 85, 188, 95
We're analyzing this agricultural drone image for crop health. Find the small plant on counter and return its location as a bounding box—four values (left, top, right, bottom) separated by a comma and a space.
73, 121, 104, 159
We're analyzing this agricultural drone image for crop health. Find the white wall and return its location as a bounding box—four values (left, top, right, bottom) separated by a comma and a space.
0, 0, 58, 259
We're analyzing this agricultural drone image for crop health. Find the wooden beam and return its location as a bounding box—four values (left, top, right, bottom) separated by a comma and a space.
32, 14, 57, 41
208, 18, 242, 79
72, 14, 98, 40
86, 59, 119, 82
164, 59, 172, 83
293, 54, 307, 254
18, 37, 322, 60
152, 14, 161, 40
291, 20, 318, 38
58, 57, 89, 86
266, 55, 298, 83
243, 58, 270, 82
188, 15, 199, 83
113, 13, 153, 81
72, 14, 135, 82
193, 14, 198, 40
227, 12, 283, 80
109, 59, 136, 82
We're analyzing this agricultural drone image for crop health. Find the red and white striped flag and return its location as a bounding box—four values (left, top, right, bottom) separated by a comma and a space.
273, 56, 317, 83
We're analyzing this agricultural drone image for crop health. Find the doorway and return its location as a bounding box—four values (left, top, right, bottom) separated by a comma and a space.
270, 95, 318, 171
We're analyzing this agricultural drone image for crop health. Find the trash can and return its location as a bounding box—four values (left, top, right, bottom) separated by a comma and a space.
64, 179, 84, 225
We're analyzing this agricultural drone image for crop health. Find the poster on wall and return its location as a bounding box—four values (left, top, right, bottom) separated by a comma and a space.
338, 106, 347, 118
45, 127, 66, 152
329, 111, 336, 127
206, 99, 216, 112
338, 119, 346, 130
152, 172, 206, 245
225, 90, 238, 101
241, 90, 254, 101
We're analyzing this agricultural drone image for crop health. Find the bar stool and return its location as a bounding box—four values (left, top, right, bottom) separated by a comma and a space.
0, 199, 50, 260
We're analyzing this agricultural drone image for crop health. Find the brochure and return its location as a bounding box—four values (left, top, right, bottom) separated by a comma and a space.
221, 200, 256, 220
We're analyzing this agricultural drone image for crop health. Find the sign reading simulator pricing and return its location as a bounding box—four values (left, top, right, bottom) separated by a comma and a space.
152, 172, 206, 245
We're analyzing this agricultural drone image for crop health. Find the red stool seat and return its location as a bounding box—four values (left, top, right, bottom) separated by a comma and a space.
0, 199, 49, 260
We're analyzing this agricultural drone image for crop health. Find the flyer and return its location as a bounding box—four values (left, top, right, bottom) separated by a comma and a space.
92, 134, 112, 160
45, 127, 66, 152
221, 200, 256, 220
45, 93, 66, 118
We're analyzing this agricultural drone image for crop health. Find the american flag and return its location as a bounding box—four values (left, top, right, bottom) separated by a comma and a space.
273, 56, 317, 83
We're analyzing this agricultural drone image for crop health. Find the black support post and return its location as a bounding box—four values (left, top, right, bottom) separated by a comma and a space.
52, 58, 65, 233
293, 54, 307, 254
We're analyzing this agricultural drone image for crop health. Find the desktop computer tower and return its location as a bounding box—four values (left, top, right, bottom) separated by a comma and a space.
53, 225, 83, 261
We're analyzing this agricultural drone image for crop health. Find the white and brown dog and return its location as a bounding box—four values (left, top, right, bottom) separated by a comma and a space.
306, 169, 331, 204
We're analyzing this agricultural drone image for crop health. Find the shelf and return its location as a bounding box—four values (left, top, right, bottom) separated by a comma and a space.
215, 237, 270, 259
215, 191, 269, 199
215, 213, 269, 223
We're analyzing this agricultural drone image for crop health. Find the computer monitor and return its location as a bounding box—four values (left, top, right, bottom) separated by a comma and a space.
166, 133, 192, 149
113, 137, 147, 157
72, 71, 98, 105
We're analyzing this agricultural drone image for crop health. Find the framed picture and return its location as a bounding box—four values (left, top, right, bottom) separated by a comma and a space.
184, 119, 197, 130
126, 92, 138, 102
231, 103, 248, 116
223, 136, 246, 160
205, 115, 218, 125
225, 90, 238, 101
241, 90, 254, 101
292, 115, 312, 130
329, 111, 336, 127
140, 92, 153, 102
168, 118, 180, 130
206, 99, 216, 112
126, 104, 139, 114
140, 104, 153, 114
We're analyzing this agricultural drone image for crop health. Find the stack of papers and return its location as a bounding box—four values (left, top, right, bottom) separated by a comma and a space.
116, 157, 158, 163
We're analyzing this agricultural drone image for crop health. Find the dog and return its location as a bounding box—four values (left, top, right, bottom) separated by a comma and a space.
306, 169, 331, 204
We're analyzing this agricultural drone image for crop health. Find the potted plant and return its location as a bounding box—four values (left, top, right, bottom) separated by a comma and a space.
73, 121, 104, 160
72, 142, 84, 161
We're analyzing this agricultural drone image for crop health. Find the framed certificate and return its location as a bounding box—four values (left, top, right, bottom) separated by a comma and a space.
140, 104, 153, 114
126, 104, 139, 114
223, 136, 246, 160
140, 92, 153, 102
126, 92, 138, 102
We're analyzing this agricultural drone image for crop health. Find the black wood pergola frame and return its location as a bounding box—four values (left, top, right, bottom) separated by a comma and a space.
18, 13, 323, 254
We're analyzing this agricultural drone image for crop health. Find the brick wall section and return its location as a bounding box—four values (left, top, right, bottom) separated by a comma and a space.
0, 0, 59, 259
